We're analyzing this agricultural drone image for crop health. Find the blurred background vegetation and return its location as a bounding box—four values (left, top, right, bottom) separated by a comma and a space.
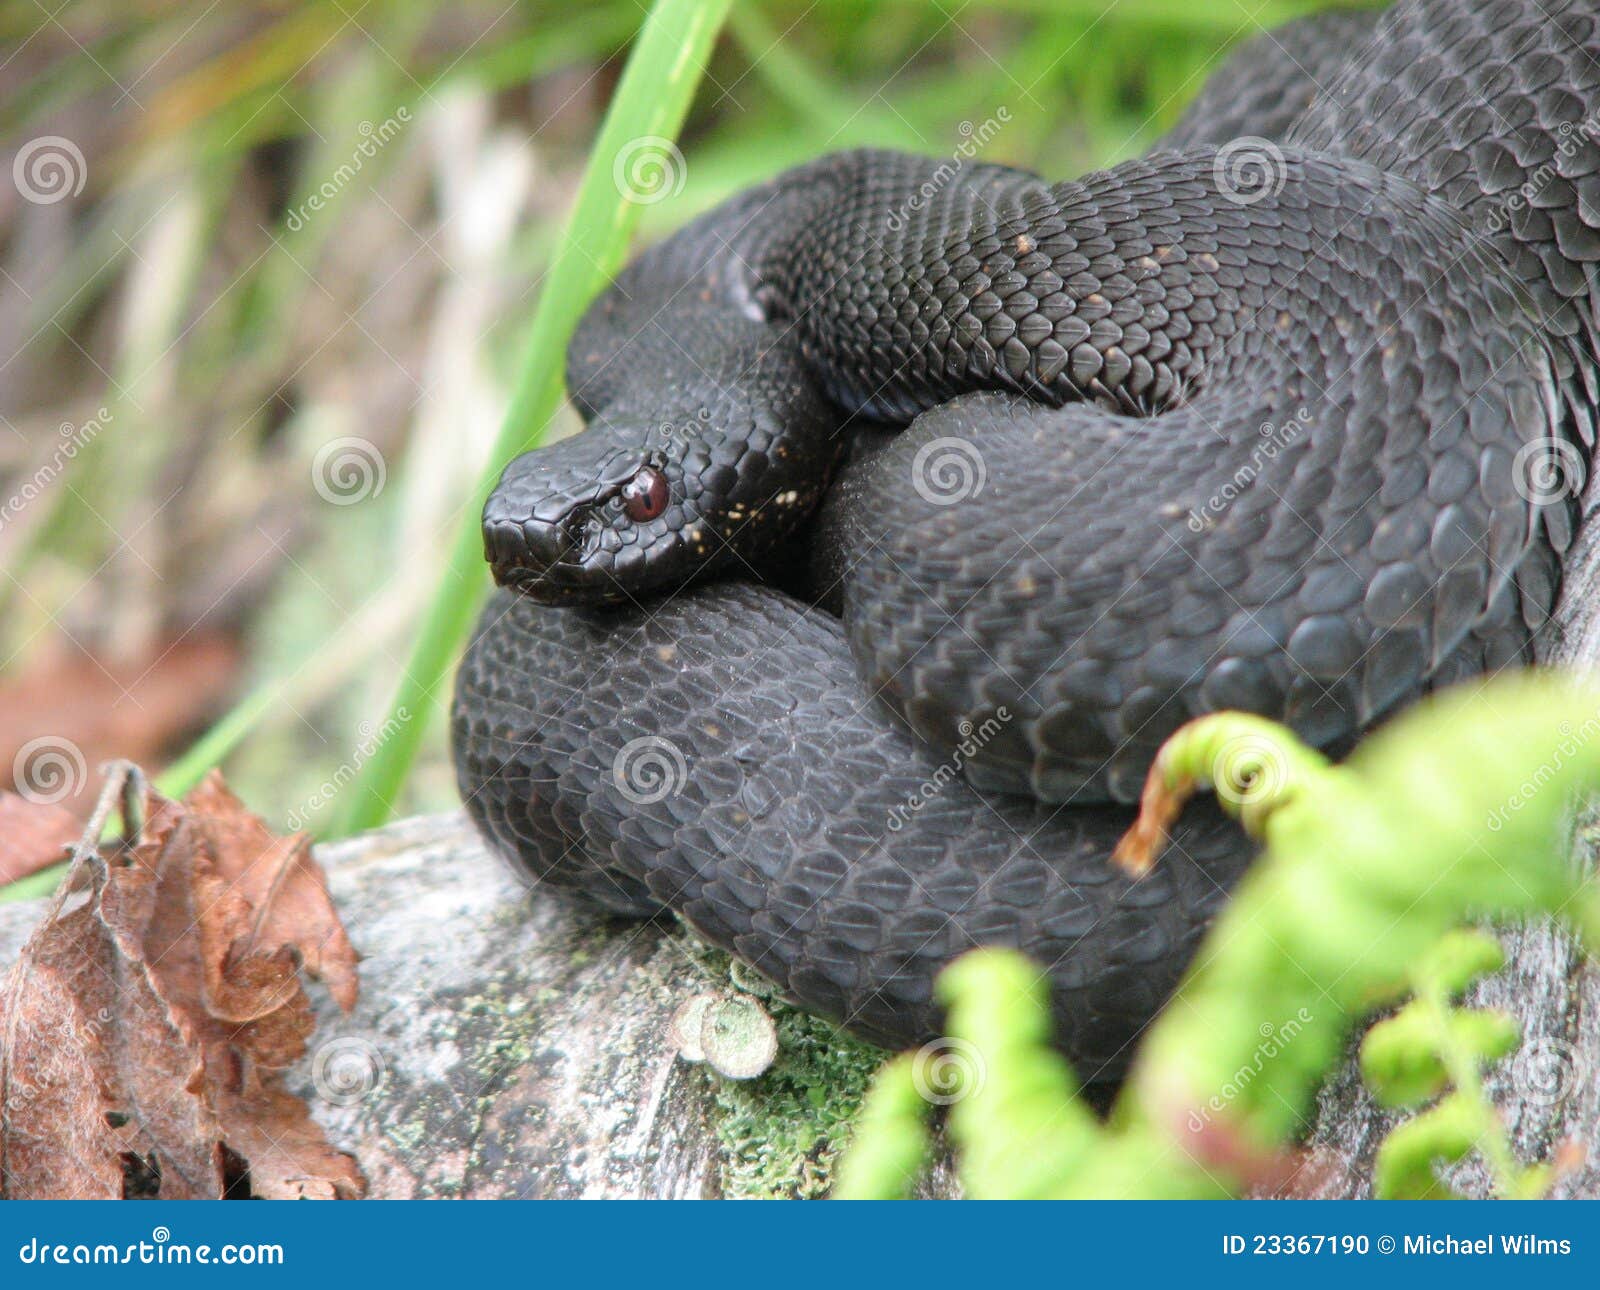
0, 0, 1364, 850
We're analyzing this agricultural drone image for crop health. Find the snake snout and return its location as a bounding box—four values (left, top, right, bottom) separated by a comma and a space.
483, 515, 576, 589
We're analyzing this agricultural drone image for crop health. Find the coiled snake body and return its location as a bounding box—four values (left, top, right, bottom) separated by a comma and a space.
453, 0, 1600, 1076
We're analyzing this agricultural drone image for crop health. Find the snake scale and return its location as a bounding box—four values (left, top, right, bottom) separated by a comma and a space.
451, 0, 1600, 1078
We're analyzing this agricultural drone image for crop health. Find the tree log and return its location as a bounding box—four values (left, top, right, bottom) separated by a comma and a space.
4, 504, 1599, 1197
0, 812, 887, 1199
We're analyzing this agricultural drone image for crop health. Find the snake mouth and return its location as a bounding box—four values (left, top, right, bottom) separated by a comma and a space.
483, 516, 594, 602
484, 513, 651, 608
484, 512, 565, 570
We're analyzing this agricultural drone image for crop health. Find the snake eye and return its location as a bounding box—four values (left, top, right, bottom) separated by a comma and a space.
622, 466, 670, 522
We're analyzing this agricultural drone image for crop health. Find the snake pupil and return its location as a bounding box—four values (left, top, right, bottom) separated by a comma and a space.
622, 467, 669, 522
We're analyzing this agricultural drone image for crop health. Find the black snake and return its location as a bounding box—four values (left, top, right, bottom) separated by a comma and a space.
452, 0, 1600, 1078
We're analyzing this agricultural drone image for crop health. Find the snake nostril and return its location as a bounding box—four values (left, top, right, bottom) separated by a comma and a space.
563, 514, 589, 555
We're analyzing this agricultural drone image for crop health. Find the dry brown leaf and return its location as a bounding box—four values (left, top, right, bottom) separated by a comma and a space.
182, 774, 359, 1014
0, 769, 365, 1199
0, 792, 80, 884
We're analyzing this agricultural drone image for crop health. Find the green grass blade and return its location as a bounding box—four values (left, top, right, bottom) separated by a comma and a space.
326, 0, 736, 838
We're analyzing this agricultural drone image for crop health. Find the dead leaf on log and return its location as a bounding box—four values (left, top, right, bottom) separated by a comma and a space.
0, 792, 80, 884
0, 767, 365, 1199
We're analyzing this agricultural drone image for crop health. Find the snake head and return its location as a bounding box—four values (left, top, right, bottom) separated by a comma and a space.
483, 429, 676, 605
483, 393, 843, 606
